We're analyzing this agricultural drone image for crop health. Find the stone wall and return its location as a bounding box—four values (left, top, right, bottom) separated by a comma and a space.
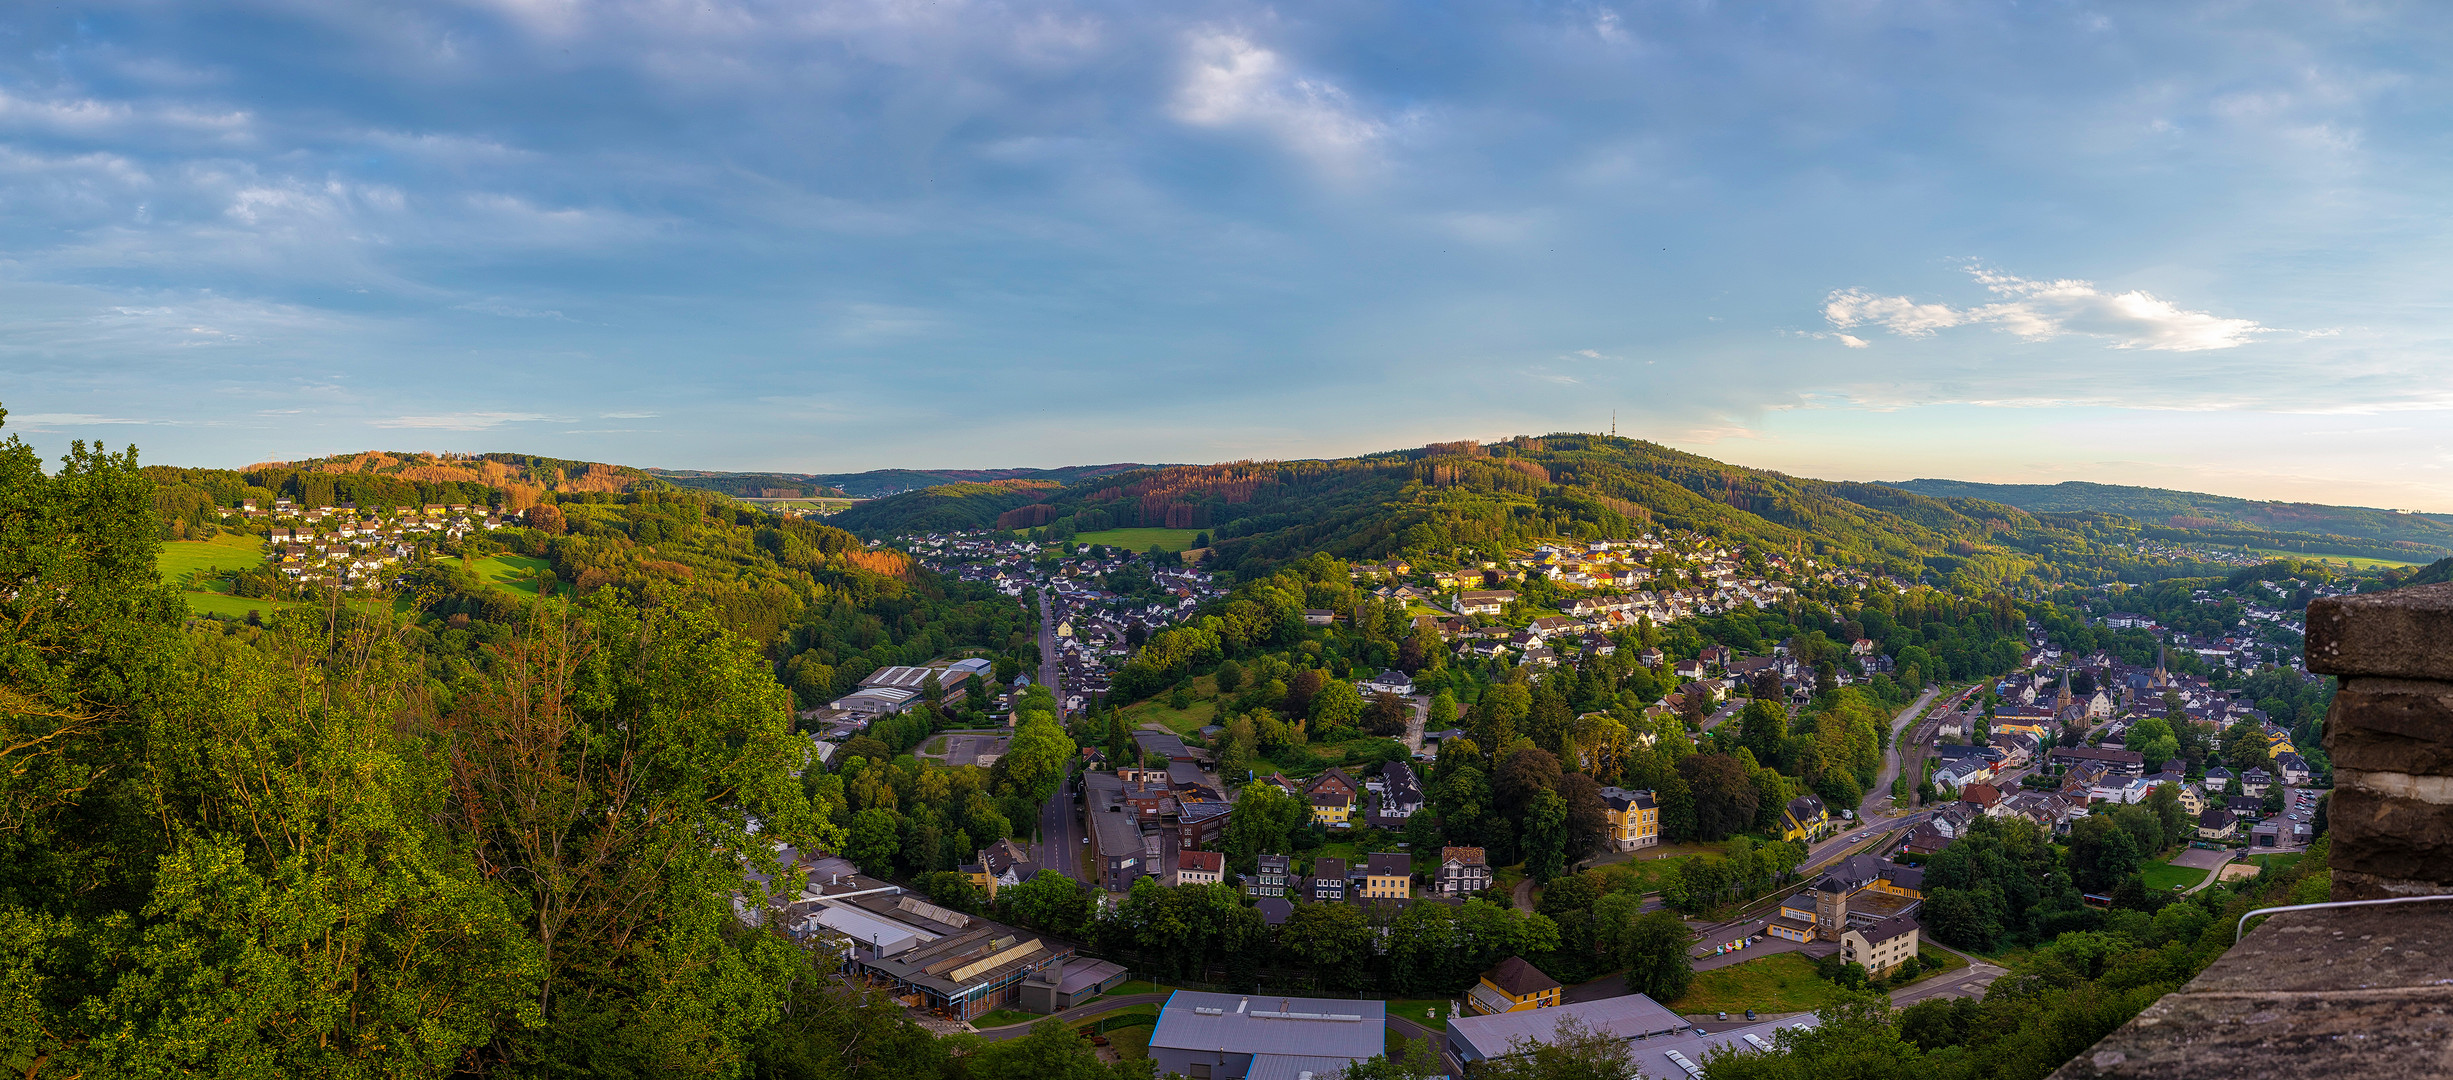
2305, 581, 2453, 900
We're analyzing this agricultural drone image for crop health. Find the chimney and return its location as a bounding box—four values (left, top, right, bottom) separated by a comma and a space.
2306, 582, 2453, 900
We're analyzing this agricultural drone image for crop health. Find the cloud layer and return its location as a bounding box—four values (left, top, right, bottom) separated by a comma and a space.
0, 2, 2447, 504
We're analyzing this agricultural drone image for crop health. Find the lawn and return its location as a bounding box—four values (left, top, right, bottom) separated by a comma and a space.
971, 1009, 1040, 1029
1121, 693, 1220, 738
1668, 953, 1853, 1015
2244, 549, 2430, 569
1069, 528, 1203, 553
2140, 858, 2212, 892
463, 554, 556, 596
1099, 980, 1171, 1000
157, 533, 268, 584
2246, 853, 2305, 875
1385, 998, 1459, 1033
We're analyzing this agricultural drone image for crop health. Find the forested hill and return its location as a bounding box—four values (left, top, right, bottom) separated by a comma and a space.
1886, 478, 2453, 562
837, 433, 2251, 592
654, 463, 1162, 499
146, 450, 674, 535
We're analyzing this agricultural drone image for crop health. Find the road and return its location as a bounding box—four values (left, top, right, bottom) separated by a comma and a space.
1032, 770, 1087, 883
971, 992, 1172, 1040
1859, 687, 1940, 821
1887, 942, 2007, 1007
1035, 589, 1062, 704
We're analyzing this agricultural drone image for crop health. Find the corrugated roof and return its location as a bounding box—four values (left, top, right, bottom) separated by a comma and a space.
1448, 993, 1687, 1060
1149, 991, 1385, 1062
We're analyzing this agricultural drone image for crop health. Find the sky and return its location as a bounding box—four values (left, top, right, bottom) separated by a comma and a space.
2, 1, 2449, 510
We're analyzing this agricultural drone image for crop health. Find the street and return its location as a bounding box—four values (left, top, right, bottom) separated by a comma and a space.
1035, 589, 1063, 704
1032, 768, 1087, 883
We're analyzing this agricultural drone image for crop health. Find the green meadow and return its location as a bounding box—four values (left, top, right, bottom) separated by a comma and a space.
1068, 528, 1202, 553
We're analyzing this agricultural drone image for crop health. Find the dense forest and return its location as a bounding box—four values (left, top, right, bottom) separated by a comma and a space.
1887, 477, 2453, 562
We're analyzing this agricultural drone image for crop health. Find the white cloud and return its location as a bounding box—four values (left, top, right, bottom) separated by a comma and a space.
5, 412, 156, 428
1171, 29, 1388, 175
1825, 266, 2272, 352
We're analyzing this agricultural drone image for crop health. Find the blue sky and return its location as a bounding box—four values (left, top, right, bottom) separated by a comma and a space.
3, 1, 2449, 509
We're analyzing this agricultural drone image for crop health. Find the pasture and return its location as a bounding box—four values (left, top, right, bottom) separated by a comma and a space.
1069, 528, 1201, 553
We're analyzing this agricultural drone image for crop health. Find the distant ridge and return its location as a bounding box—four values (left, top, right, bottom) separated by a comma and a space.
1882, 478, 2453, 557
648, 463, 1165, 499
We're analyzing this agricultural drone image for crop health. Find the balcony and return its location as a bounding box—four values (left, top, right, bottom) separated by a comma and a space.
2052, 582, 2453, 1078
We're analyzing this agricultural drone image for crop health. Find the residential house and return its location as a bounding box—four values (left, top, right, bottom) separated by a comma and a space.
1597, 786, 1660, 851
1361, 853, 1412, 900
1310, 857, 1349, 902
1466, 957, 1564, 1016
1172, 850, 1224, 888
1359, 669, 1416, 697
1780, 794, 1831, 842
2198, 808, 2238, 841
1246, 854, 1292, 898
2241, 767, 2273, 798
2275, 752, 2313, 786
1457, 590, 1517, 615
1435, 846, 1492, 897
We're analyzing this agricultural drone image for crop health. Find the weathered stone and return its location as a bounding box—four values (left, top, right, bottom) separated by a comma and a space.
2327, 677, 2453, 755
2050, 905, 2453, 1080
2327, 722, 2453, 776
2334, 869, 2453, 901
2325, 780, 2453, 888
2306, 582, 2453, 681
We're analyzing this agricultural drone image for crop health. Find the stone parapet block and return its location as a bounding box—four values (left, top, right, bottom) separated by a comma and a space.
2326, 776, 2453, 896
2306, 582, 2453, 681
2325, 677, 2453, 775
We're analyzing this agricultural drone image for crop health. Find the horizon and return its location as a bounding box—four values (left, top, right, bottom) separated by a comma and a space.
85, 427, 2451, 519
5, 3, 2450, 510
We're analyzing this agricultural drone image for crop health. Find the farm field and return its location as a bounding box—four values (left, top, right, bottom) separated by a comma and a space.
2243, 548, 2430, 569
1068, 528, 1201, 553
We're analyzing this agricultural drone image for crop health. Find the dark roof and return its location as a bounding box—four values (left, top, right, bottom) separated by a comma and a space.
1312, 857, 1347, 880
1483, 956, 1562, 998
1786, 794, 1826, 820
1856, 914, 1919, 946
2200, 808, 2236, 827
1255, 897, 1294, 925
1366, 852, 1412, 878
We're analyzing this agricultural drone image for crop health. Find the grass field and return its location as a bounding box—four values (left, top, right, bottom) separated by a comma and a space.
1669, 953, 1850, 1014
2246, 853, 2305, 875
463, 554, 555, 596
1069, 528, 1201, 553
1385, 999, 1457, 1033
1119, 676, 1222, 736
2244, 548, 2432, 569
157, 533, 268, 584
2140, 857, 2212, 892
158, 534, 401, 619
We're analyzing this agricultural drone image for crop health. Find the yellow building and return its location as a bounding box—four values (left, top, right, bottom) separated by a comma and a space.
1599, 786, 1660, 851
1308, 789, 1353, 827
1361, 853, 1412, 900
1465, 957, 1563, 1016
1780, 794, 1831, 843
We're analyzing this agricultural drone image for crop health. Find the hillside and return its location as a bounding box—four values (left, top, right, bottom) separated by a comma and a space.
1886, 478, 2453, 563
145, 450, 677, 538
833, 434, 2245, 592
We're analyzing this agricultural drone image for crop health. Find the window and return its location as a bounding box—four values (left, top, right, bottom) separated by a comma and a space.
1190, 1066, 1212, 1079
